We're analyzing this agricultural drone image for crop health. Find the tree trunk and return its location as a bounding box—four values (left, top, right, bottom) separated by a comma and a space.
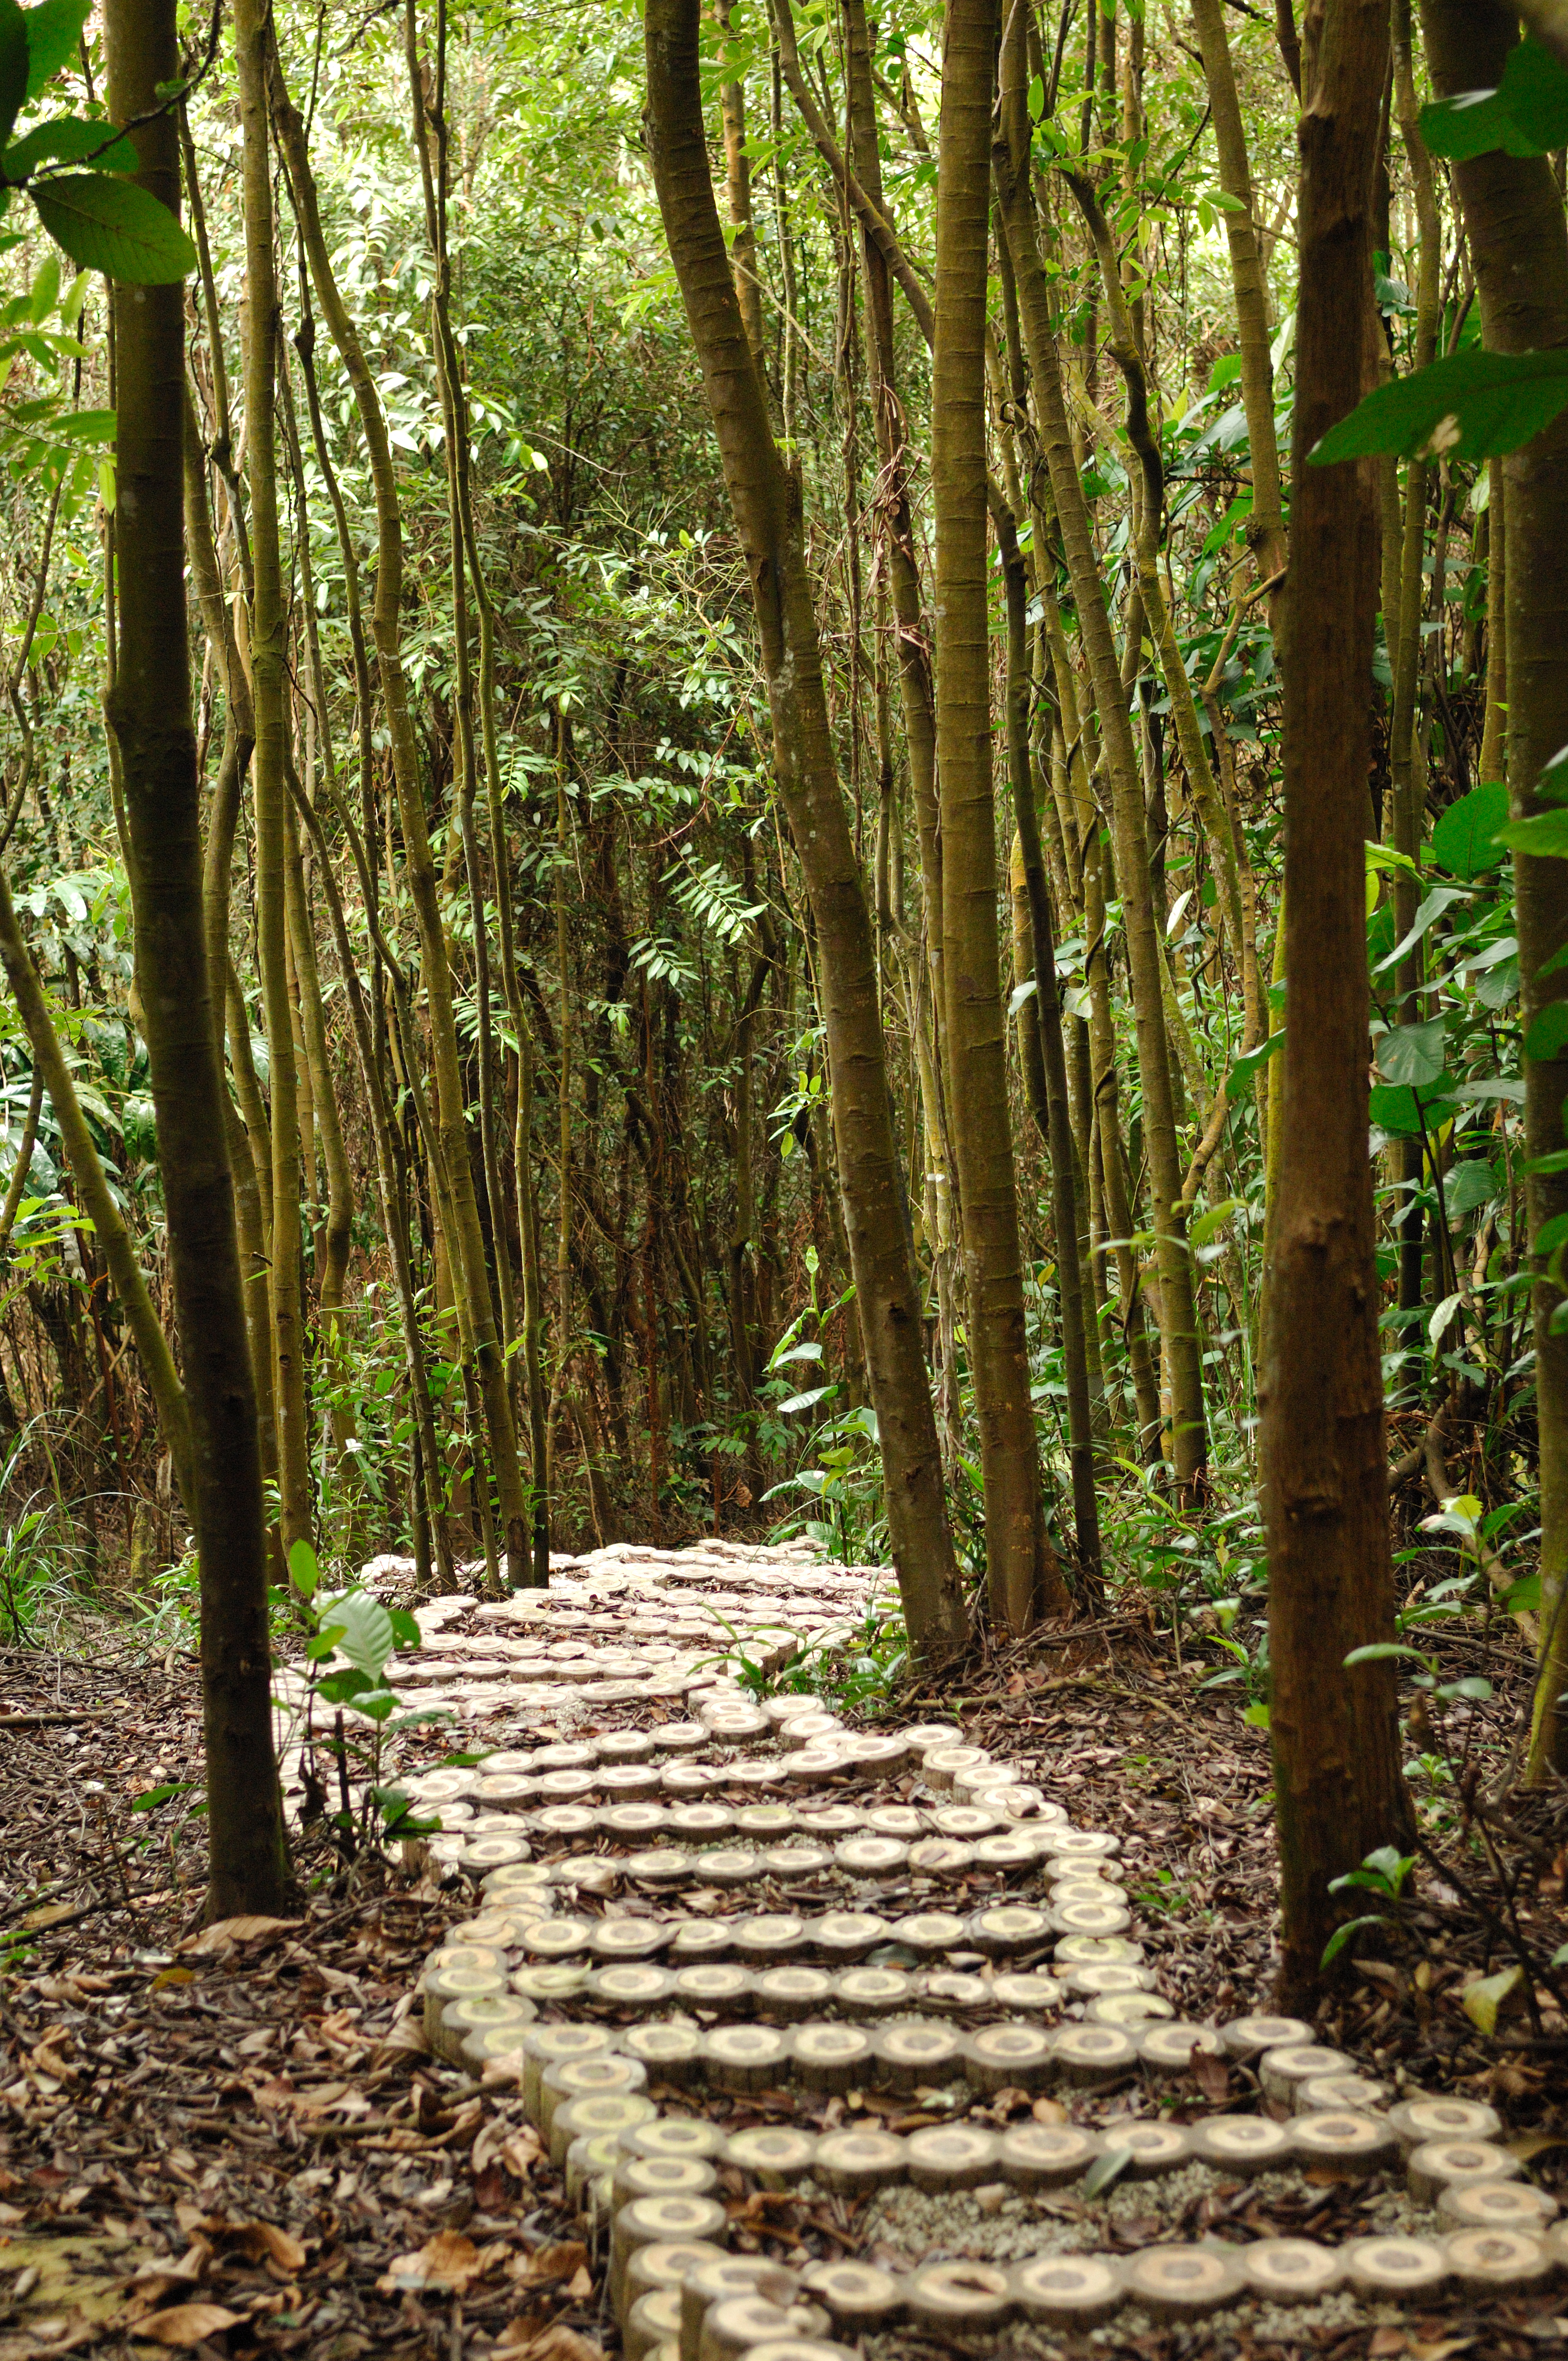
102, 0, 287, 1918
1263, 0, 1409, 2002
1419, 0, 1568, 1781
934, 0, 1066, 1629
644, 0, 967, 1666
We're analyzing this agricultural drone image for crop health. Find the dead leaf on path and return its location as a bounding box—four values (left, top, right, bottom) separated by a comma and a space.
184, 1917, 302, 1958
509, 2243, 587, 2290
130, 2303, 244, 2346
494, 2323, 602, 2361
1368, 2331, 1408, 2358
1409, 2340, 1474, 2361
377, 2231, 506, 2296
1507, 2128, 1568, 2163
1190, 2047, 1232, 2104
371, 2017, 428, 2066
184, 2219, 306, 2276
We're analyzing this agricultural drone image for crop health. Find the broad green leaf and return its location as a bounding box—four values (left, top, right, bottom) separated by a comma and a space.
25, 246, 54, 317
29, 170, 195, 282
1344, 1641, 1429, 1664
288, 1538, 319, 1598
4, 115, 137, 180
1429, 1292, 1462, 1350
1502, 1571, 1542, 1614
1189, 1197, 1241, 1250
317, 1587, 394, 1679
21, 0, 90, 96
1376, 1019, 1448, 1089
777, 1385, 834, 1416
1431, 781, 1510, 879
1081, 2146, 1133, 2199
1310, 346, 1568, 469
1500, 805, 1568, 858
1321, 1911, 1391, 1969
1445, 1159, 1499, 1220
1225, 1029, 1283, 1096
0, 2, 26, 149
1421, 39, 1568, 161
1373, 882, 1472, 975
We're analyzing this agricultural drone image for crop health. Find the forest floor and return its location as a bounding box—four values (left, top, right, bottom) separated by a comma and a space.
0, 1546, 1564, 2361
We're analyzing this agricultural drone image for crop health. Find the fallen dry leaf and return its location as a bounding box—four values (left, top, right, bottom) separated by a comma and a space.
131, 2303, 244, 2346
184, 1917, 302, 1958
377, 2231, 505, 2297
509, 2242, 587, 2289
494, 2325, 602, 2361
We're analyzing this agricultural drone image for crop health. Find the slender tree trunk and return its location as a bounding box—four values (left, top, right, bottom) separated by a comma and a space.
1263, 0, 1409, 2002
102, 0, 287, 1918
717, 0, 766, 369
1420, 0, 1568, 1780
934, 0, 1066, 1628
236, 0, 311, 1569
645, 0, 967, 1665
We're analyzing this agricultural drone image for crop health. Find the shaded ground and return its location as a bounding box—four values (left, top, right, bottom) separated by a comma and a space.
0, 1593, 1565, 2361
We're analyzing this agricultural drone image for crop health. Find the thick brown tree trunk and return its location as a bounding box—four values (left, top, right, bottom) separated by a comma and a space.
1419, 0, 1568, 1779
102, 0, 288, 1918
1262, 0, 1409, 2001
644, 0, 967, 1665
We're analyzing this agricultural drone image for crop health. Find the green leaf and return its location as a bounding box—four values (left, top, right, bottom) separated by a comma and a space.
1369, 1080, 1458, 1137
1242, 1700, 1270, 1729
1321, 1911, 1391, 1969
1420, 39, 1568, 161
1431, 781, 1510, 879
1225, 1028, 1283, 1096
777, 1384, 834, 1416
1373, 882, 1473, 975
1501, 1571, 1542, 1614
0, 2, 27, 150
316, 1587, 395, 1680
1376, 1019, 1448, 1089
29, 171, 195, 282
1461, 1962, 1523, 2036
1344, 1641, 1429, 1664
1500, 805, 1568, 858
21, 0, 90, 96
1081, 2146, 1133, 2199
387, 1605, 421, 1651
1189, 1197, 1241, 1250
4, 115, 137, 180
288, 1538, 319, 1599
1309, 346, 1568, 469
1445, 1158, 1499, 1220
131, 1780, 193, 1812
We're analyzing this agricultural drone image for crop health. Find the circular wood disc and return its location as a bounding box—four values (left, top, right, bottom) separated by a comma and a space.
700, 2297, 826, 2361
841, 1735, 910, 1774
1407, 2139, 1520, 2206
553, 2091, 657, 2167
905, 2124, 1003, 2193
973, 1831, 1044, 1872
702, 2024, 792, 2092
460, 1835, 532, 1870
651, 1722, 709, 1754
798, 2262, 902, 2328
1139, 2023, 1227, 2075
754, 1966, 836, 2020
1053, 1935, 1145, 1966
427, 1944, 507, 1979
625, 2286, 684, 2361
734, 1805, 798, 1837
888, 1911, 968, 1955
667, 1803, 735, 1837
906, 1838, 976, 1877
834, 1836, 909, 1876
1086, 1992, 1172, 2028
680, 2254, 803, 2360
1123, 2246, 1242, 2319
700, 1847, 762, 1887
1050, 1898, 1131, 1939
537, 1769, 599, 1801
971, 1784, 1048, 1820
811, 2128, 907, 2193
623, 2118, 728, 2165
998, 2123, 1101, 2189
781, 1713, 841, 1749
616, 2156, 720, 2212
523, 1915, 595, 1959
792, 2022, 873, 2092
621, 2023, 703, 2083
673, 1962, 754, 2006
624, 2240, 728, 2314
1061, 1961, 1155, 1997
1055, 1876, 1131, 1910
1258, 2043, 1353, 2104
905, 2261, 1012, 2331
1343, 2236, 1449, 2299
1044, 1828, 1120, 1859
1219, 2012, 1314, 2061
762, 1843, 832, 1879
724, 2126, 819, 2185
1442, 2228, 1551, 2294
732, 1913, 807, 1961
1387, 2096, 1501, 2150
1188, 2116, 1294, 2175
919, 1745, 993, 1791
542, 2051, 647, 2124
535, 1742, 600, 1770
873, 2021, 965, 2089
813, 1912, 890, 1959
966, 2023, 1055, 2092
424, 1963, 509, 2007
511, 1963, 591, 2002
1240, 2239, 1343, 2299
473, 1772, 538, 1806
627, 1849, 696, 1887
603, 1803, 671, 1837
1295, 2073, 1390, 2116
1289, 2110, 1400, 2172
988, 1971, 1064, 2014
662, 1765, 718, 1797
614, 2193, 729, 2258
930, 1804, 1002, 1837
1438, 2180, 1559, 2233
739, 2341, 858, 2361
794, 1804, 863, 1835
835, 1967, 914, 2018
784, 1750, 843, 1785
1009, 2254, 1124, 2325
1101, 2120, 1191, 2178
591, 1919, 672, 1961
900, 1724, 964, 1750
671, 1921, 737, 1962
533, 1804, 600, 1839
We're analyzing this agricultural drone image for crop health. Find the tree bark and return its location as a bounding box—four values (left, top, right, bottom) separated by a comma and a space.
645, 0, 968, 1664
101, 0, 287, 1918
1419, 0, 1568, 1781
1263, 0, 1410, 2002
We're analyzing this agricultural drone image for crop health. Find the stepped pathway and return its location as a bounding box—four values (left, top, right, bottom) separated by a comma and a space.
330, 1543, 1566, 2353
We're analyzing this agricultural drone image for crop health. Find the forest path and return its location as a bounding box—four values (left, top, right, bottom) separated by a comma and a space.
382, 1542, 1562, 2352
